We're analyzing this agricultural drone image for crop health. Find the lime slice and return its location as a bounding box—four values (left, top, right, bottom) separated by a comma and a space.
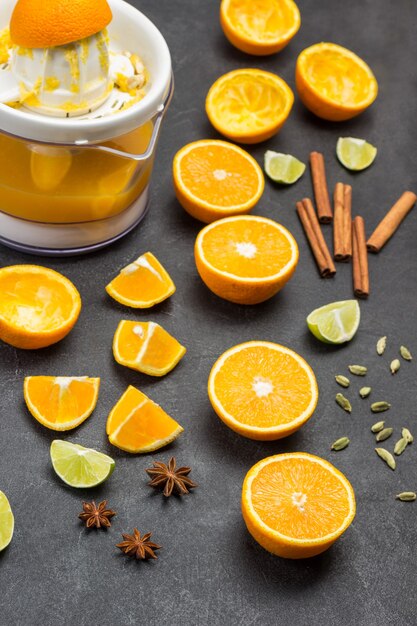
336, 137, 377, 171
264, 151, 306, 184
307, 300, 360, 344
0, 491, 14, 551
50, 440, 115, 488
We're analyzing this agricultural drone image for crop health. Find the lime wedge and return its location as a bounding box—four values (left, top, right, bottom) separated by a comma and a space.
307, 300, 360, 344
50, 440, 115, 488
0, 491, 14, 551
336, 137, 377, 171
264, 151, 306, 184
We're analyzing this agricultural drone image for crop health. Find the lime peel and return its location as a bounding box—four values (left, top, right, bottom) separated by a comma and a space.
336, 137, 377, 171
50, 440, 115, 488
264, 151, 306, 184
307, 300, 360, 344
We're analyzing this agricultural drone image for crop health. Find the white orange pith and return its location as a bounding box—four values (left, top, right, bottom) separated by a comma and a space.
24, 376, 100, 431
106, 385, 184, 453
113, 320, 186, 376
208, 341, 318, 440
242, 453, 356, 558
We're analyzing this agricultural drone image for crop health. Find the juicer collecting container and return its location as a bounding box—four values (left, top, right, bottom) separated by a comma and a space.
0, 0, 173, 255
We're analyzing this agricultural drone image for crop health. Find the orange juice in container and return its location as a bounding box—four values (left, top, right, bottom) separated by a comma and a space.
0, 0, 173, 254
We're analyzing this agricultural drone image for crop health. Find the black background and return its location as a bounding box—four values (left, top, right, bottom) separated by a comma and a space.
1, 1, 417, 624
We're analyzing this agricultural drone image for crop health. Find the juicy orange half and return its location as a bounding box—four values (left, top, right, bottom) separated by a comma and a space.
208, 341, 318, 440
206, 69, 294, 144
242, 453, 356, 558
0, 265, 81, 350
113, 321, 186, 377
220, 0, 300, 56
106, 252, 175, 308
173, 140, 265, 223
107, 385, 184, 453
195, 215, 299, 304
296, 43, 378, 121
24, 376, 100, 431
10, 0, 112, 48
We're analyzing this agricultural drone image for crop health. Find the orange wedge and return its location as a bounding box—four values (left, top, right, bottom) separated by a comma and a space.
206, 68, 294, 144
242, 453, 356, 558
0, 265, 81, 350
24, 376, 100, 431
208, 341, 318, 440
195, 215, 298, 304
113, 321, 186, 376
220, 0, 300, 56
10, 0, 112, 48
106, 252, 175, 308
173, 140, 264, 223
296, 43, 378, 121
106, 385, 184, 453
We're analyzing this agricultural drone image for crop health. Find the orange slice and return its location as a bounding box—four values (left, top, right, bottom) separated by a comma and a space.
296, 43, 378, 121
195, 215, 298, 304
10, 0, 112, 48
220, 0, 300, 56
113, 321, 186, 376
242, 453, 356, 558
208, 341, 318, 440
0, 265, 81, 350
106, 252, 175, 308
173, 139, 264, 224
106, 386, 184, 453
24, 376, 100, 431
206, 68, 293, 144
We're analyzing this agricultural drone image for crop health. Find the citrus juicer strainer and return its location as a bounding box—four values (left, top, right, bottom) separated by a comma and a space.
0, 0, 173, 255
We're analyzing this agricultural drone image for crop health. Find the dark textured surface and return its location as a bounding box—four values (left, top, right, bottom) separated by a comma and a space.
1, 1, 417, 624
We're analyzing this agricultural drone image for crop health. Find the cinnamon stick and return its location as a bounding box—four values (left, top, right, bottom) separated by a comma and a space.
367, 191, 417, 253
333, 183, 352, 261
352, 216, 369, 298
296, 198, 336, 278
310, 151, 333, 223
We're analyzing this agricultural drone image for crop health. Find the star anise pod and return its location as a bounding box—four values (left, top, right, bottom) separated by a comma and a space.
145, 457, 197, 497
78, 500, 116, 529
116, 529, 161, 560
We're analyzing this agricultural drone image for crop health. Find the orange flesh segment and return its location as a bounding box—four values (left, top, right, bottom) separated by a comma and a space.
0, 273, 75, 331
106, 386, 147, 434
25, 377, 98, 425
200, 218, 295, 278
107, 252, 174, 305
115, 321, 185, 370
227, 0, 296, 40
178, 143, 262, 208
303, 50, 374, 105
212, 345, 314, 427
251, 457, 352, 539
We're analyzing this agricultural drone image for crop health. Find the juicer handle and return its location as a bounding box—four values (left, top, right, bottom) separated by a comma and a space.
84, 75, 174, 161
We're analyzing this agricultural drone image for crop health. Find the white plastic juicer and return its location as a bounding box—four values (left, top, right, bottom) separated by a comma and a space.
0, 0, 173, 255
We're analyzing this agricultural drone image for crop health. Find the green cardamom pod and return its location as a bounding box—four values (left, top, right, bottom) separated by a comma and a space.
359, 387, 371, 398
390, 359, 400, 374
371, 421, 385, 433
375, 427, 393, 442
394, 438, 408, 456
375, 447, 396, 470
335, 375, 350, 388
371, 401, 391, 413
376, 336, 387, 355
335, 393, 352, 413
348, 365, 367, 376
402, 427, 413, 444
400, 345, 412, 361
396, 492, 416, 501
331, 437, 350, 451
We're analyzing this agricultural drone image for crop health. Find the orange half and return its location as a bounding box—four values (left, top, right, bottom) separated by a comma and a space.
242, 453, 356, 558
206, 68, 294, 144
208, 341, 318, 440
220, 0, 300, 56
106, 252, 175, 308
24, 376, 100, 431
296, 42, 378, 121
107, 386, 184, 453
